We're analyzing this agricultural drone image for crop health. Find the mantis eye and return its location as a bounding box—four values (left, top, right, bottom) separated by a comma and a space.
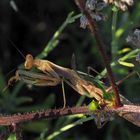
24, 54, 34, 70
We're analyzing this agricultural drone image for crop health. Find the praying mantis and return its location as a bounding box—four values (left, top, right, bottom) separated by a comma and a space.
6, 54, 140, 127
8, 54, 115, 107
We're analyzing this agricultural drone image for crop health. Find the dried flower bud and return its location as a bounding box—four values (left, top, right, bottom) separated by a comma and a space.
86, 0, 97, 10
126, 29, 140, 48
127, 29, 140, 62
96, 2, 107, 11
103, 0, 133, 11
80, 15, 88, 29
80, 0, 107, 29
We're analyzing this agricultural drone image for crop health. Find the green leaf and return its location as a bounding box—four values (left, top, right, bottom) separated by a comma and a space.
118, 48, 131, 54
118, 60, 135, 67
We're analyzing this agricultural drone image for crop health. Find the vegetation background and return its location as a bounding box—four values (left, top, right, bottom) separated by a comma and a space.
0, 0, 140, 139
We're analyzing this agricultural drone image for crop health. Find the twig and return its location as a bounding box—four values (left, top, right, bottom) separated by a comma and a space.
75, 0, 122, 107
0, 106, 89, 126
107, 71, 136, 92
0, 105, 140, 126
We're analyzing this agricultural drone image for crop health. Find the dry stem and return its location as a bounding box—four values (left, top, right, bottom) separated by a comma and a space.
0, 105, 140, 126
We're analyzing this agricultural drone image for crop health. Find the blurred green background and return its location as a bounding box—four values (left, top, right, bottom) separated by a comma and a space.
0, 0, 140, 140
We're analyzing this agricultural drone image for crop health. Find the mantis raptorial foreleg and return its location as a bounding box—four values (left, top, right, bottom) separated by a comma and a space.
6, 69, 67, 108
7, 70, 61, 87
3, 71, 20, 92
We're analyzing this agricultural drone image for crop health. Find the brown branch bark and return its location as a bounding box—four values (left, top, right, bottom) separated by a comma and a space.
0, 106, 88, 126
0, 105, 140, 127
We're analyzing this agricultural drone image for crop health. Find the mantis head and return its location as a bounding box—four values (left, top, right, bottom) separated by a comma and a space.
24, 54, 34, 70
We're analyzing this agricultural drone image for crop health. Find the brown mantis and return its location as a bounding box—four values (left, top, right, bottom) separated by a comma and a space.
6, 54, 140, 127
8, 54, 114, 107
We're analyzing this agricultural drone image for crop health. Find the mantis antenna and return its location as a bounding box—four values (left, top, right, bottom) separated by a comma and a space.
8, 39, 26, 60
3, 39, 27, 93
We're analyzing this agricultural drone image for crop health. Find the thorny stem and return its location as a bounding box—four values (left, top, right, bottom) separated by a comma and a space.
0, 105, 140, 126
0, 106, 89, 126
75, 0, 122, 107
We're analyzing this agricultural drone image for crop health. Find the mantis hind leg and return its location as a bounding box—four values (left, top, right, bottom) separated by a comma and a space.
61, 79, 66, 109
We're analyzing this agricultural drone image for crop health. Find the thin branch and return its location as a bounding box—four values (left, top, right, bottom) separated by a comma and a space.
75, 0, 122, 107
0, 105, 140, 126
0, 106, 89, 126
